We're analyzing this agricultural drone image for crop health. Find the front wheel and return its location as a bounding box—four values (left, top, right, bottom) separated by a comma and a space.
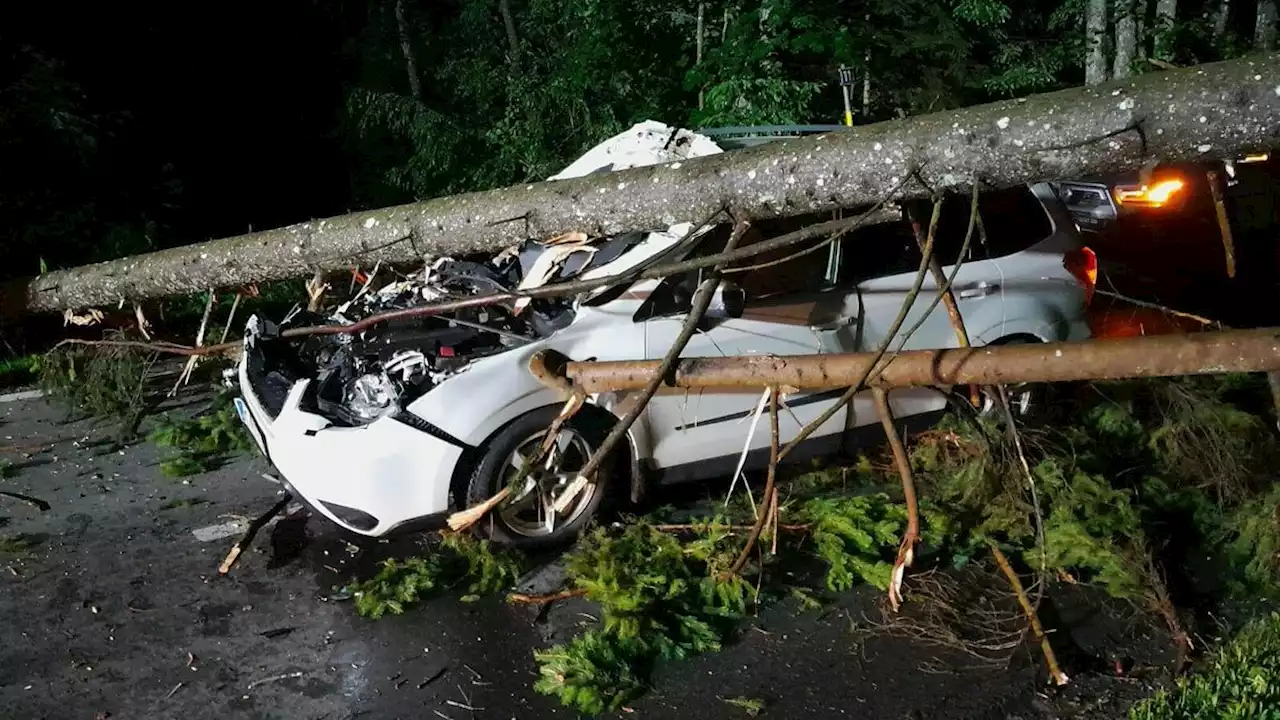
465, 406, 613, 550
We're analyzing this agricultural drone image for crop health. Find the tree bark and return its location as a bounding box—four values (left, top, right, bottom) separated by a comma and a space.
1155, 0, 1178, 61
498, 0, 521, 66
1115, 1, 1138, 79
696, 2, 705, 110
1214, 0, 1233, 42
393, 0, 423, 101
1258, 0, 1278, 49
1137, 0, 1150, 59
11, 54, 1280, 314
1086, 0, 1109, 85
538, 328, 1280, 393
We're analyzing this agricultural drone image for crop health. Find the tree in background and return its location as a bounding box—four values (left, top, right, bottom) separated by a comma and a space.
2, 0, 1264, 281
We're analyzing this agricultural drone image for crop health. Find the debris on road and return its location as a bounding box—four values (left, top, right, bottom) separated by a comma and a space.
191, 520, 247, 543
0, 492, 50, 512
0, 390, 45, 403
417, 666, 447, 689
245, 670, 304, 691
218, 495, 292, 575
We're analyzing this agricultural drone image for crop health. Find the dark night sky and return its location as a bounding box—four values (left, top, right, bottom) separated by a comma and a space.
5, 0, 360, 252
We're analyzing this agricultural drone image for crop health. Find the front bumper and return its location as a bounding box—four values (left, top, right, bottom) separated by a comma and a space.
235, 347, 464, 537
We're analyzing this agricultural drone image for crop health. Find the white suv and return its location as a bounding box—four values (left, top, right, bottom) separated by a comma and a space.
234, 122, 1095, 547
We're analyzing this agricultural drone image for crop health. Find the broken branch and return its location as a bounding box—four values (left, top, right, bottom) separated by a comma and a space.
874, 387, 920, 612
774, 192, 943, 463
507, 588, 589, 605
725, 386, 781, 578
218, 494, 291, 575
989, 541, 1069, 686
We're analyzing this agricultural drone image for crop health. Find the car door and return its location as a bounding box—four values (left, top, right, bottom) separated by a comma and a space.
640, 222, 850, 473
816, 196, 1012, 425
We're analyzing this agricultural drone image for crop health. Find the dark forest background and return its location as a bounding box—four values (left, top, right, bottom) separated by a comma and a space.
2, 0, 1270, 281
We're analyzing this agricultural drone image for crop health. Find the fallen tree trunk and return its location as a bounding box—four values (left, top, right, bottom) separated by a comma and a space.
535, 328, 1280, 393
13, 53, 1280, 313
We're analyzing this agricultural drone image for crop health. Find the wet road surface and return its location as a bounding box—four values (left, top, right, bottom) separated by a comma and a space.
0, 397, 1167, 719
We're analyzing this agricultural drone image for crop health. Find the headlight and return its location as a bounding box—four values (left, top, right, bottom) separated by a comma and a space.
343, 372, 399, 422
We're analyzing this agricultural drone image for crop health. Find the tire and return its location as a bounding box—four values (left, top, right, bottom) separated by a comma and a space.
465, 406, 615, 550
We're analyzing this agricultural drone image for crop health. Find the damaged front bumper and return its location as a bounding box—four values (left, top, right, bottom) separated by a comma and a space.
235, 331, 464, 537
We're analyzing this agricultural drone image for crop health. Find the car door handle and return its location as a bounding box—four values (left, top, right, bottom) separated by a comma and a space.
956, 282, 999, 299
812, 316, 855, 331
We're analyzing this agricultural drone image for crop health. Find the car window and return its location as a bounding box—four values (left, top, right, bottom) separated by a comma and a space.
631, 217, 834, 321
726, 221, 832, 300
924, 185, 1053, 264
835, 219, 920, 284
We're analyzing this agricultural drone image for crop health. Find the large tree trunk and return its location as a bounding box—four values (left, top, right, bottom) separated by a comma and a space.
1155, 0, 1178, 60
1215, 0, 1233, 42
12, 54, 1280, 314
1115, 1, 1138, 79
1137, 0, 1150, 59
393, 0, 423, 100
696, 2, 705, 110
498, 0, 521, 66
1259, 0, 1278, 49
1086, 0, 1109, 85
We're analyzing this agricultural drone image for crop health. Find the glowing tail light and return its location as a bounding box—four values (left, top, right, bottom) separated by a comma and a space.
1064, 247, 1097, 305
1114, 178, 1185, 207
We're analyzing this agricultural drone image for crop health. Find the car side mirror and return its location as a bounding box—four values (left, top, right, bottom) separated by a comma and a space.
705, 281, 745, 320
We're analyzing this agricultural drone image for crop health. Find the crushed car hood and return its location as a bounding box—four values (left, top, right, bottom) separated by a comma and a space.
242, 121, 723, 427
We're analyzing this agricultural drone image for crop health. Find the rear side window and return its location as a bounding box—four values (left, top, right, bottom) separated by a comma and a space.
836, 185, 1052, 283
835, 220, 919, 284
926, 185, 1053, 264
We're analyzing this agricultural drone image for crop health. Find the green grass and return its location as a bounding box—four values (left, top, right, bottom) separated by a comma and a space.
1130, 613, 1280, 720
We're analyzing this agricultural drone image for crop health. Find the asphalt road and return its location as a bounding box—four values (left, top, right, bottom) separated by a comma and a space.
0, 395, 1169, 720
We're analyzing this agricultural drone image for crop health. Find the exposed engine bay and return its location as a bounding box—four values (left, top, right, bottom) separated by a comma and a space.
247, 253, 577, 427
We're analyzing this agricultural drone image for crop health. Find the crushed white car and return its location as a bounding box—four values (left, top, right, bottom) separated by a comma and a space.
233, 121, 1096, 548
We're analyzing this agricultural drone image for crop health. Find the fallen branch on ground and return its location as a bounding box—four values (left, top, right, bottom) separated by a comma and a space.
0, 491, 50, 511
650, 522, 810, 533
989, 541, 1069, 686
508, 588, 589, 605
1094, 289, 1224, 329
218, 494, 292, 575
